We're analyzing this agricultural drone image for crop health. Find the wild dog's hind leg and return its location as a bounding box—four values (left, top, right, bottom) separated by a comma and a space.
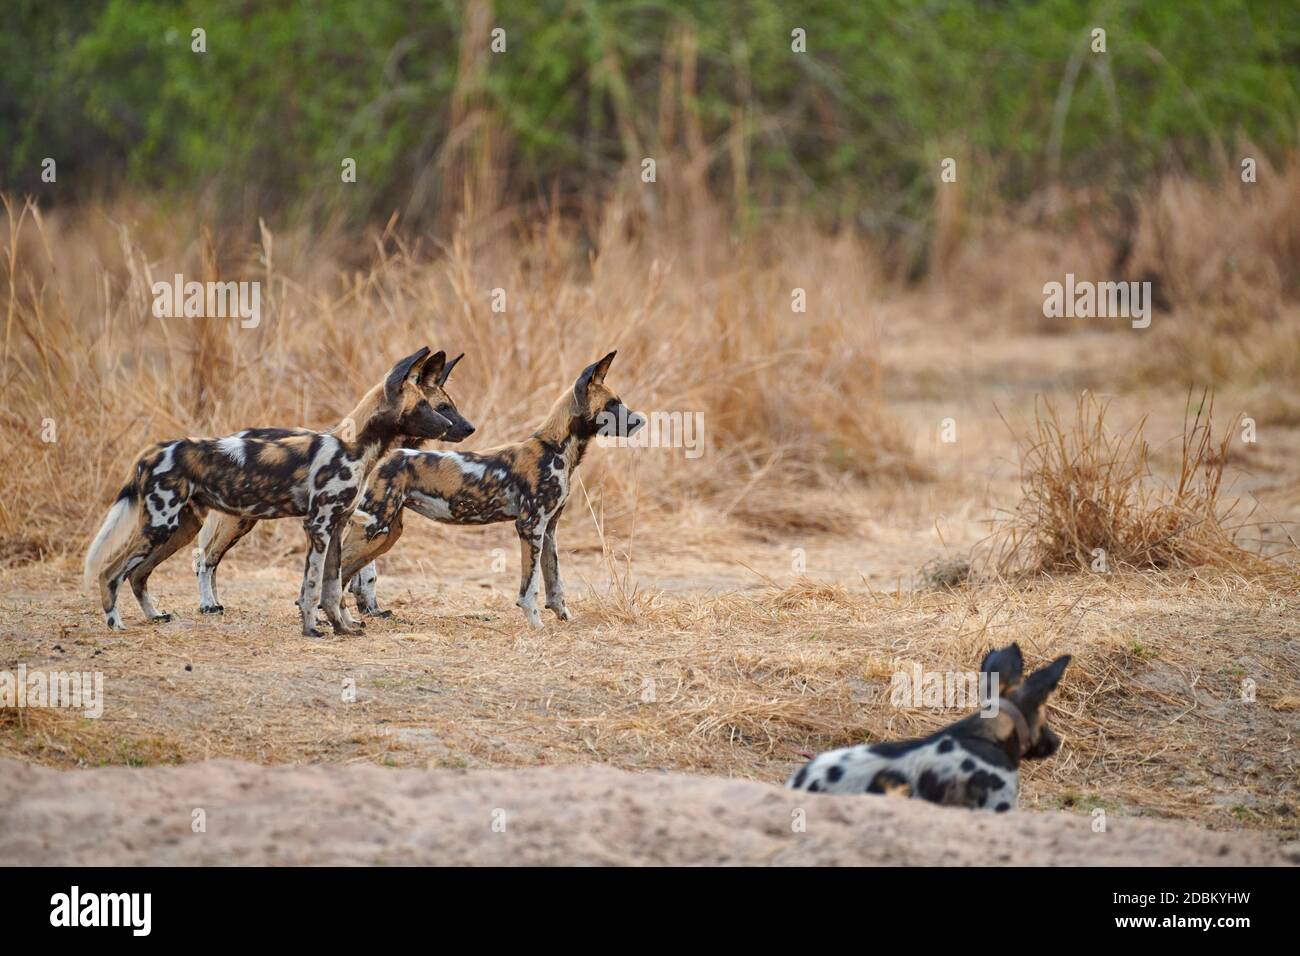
128, 505, 204, 623
349, 561, 388, 617
541, 505, 571, 621
197, 513, 256, 614
516, 514, 546, 629
100, 480, 191, 630
100, 532, 153, 631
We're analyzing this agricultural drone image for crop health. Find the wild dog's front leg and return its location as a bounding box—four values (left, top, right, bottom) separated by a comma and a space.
516, 514, 547, 629
319, 517, 363, 636
341, 506, 405, 596
299, 516, 332, 638
541, 505, 571, 621
344, 509, 388, 617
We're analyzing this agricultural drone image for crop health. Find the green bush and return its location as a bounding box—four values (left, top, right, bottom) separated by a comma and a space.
1, 0, 1296, 229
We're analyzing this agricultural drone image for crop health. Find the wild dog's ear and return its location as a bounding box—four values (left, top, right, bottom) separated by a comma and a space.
574, 351, 617, 404
980, 643, 1025, 698
1017, 655, 1072, 707
590, 350, 616, 384
384, 347, 431, 403
417, 350, 448, 389
432, 352, 464, 387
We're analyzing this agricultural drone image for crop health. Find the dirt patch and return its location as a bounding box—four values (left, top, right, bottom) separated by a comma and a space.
2, 758, 1294, 866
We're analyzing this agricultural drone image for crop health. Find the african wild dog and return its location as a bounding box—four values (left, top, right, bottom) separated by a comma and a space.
84, 347, 453, 637
193, 352, 474, 618
337, 351, 643, 628
787, 644, 1071, 811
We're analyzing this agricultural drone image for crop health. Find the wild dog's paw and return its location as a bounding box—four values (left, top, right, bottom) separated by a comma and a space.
332, 605, 364, 632
198, 604, 224, 615
148, 613, 174, 624
518, 604, 544, 629
302, 626, 326, 638
301, 608, 328, 628
547, 602, 572, 622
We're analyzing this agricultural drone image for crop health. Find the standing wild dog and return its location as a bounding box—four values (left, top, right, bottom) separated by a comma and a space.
84, 347, 452, 637
338, 351, 643, 627
194, 352, 474, 617
787, 644, 1071, 811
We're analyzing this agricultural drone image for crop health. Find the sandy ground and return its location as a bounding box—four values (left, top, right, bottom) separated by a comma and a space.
2, 758, 1295, 866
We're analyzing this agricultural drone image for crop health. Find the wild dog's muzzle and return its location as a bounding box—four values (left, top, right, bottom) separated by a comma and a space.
598, 403, 645, 438
1025, 724, 1061, 759
409, 405, 453, 441
440, 409, 477, 443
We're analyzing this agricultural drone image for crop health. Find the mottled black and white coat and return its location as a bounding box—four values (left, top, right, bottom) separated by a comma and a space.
84, 348, 452, 637
193, 352, 475, 621
338, 351, 643, 628
787, 645, 1071, 812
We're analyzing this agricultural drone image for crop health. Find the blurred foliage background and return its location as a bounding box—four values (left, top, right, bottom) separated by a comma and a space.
3, 0, 1298, 236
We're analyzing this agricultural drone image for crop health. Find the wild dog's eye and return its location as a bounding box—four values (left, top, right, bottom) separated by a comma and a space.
437, 403, 453, 416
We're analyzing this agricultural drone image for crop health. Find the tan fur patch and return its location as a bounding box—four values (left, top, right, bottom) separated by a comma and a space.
256, 444, 291, 465
410, 456, 469, 498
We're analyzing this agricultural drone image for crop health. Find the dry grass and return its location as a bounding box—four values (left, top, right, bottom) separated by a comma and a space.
993, 390, 1281, 576
0, 192, 916, 564
1128, 302, 1300, 388
1131, 151, 1300, 314
1123, 153, 1300, 386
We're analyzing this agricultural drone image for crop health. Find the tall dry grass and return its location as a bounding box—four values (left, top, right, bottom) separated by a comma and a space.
993, 391, 1273, 576
4, 151, 1298, 569
928, 150, 1300, 348
1123, 151, 1300, 387
0, 191, 914, 564
1131, 150, 1300, 314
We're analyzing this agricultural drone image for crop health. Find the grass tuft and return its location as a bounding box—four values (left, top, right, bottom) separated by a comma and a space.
995, 390, 1273, 575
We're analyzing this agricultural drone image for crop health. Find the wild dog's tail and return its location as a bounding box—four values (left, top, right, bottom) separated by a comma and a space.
83, 455, 149, 591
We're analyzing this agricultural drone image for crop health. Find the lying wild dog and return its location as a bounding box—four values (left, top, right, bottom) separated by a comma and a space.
84, 348, 452, 637
194, 352, 474, 618
338, 351, 643, 628
787, 644, 1071, 811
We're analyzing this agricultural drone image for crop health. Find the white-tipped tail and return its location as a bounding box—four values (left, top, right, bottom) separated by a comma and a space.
83, 495, 139, 591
